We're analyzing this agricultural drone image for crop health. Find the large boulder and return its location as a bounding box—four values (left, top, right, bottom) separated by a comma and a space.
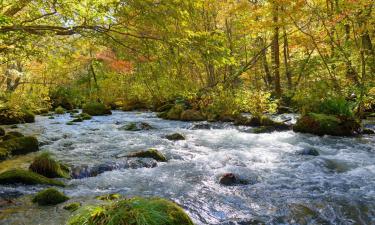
165, 104, 184, 120
0, 136, 39, 159
0, 169, 65, 186
82, 102, 112, 116
0, 109, 35, 125
32, 188, 69, 206
67, 197, 194, 225
180, 110, 205, 121
293, 113, 361, 136
29, 152, 70, 178
127, 149, 167, 162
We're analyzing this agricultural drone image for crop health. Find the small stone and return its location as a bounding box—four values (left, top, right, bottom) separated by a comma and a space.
219, 173, 237, 185
165, 133, 185, 141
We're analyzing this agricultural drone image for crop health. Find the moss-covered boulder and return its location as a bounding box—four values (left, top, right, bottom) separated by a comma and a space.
0, 136, 39, 158
127, 149, 167, 162
0, 109, 35, 125
165, 133, 185, 141
120, 122, 153, 131
82, 102, 112, 116
63, 202, 81, 212
0, 127, 5, 136
180, 110, 205, 121
165, 104, 184, 120
67, 197, 194, 225
1, 131, 24, 141
293, 113, 361, 136
55, 106, 65, 114
32, 188, 69, 206
0, 169, 65, 186
29, 152, 70, 178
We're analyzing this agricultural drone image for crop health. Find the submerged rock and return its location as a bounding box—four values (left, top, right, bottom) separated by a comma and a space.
0, 169, 65, 186
32, 188, 69, 206
67, 197, 194, 225
29, 152, 70, 178
293, 113, 360, 136
127, 149, 167, 162
63, 202, 82, 212
120, 122, 153, 131
165, 133, 185, 141
0, 136, 39, 160
82, 102, 112, 116
219, 173, 249, 186
298, 148, 320, 156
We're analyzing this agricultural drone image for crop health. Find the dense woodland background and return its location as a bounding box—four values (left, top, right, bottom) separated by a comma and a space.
1, 0, 374, 118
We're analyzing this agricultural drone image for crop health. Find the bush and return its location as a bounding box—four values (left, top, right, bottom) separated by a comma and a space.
67, 197, 194, 225
317, 97, 354, 117
49, 87, 81, 110
32, 188, 69, 205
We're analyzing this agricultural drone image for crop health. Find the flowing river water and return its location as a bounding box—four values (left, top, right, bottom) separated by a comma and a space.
1, 111, 375, 225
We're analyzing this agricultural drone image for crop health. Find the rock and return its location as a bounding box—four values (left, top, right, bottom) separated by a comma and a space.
96, 193, 121, 201
120, 122, 153, 131
67, 197, 194, 225
127, 149, 167, 162
29, 152, 70, 178
219, 173, 249, 186
293, 113, 361, 136
156, 103, 174, 112
1, 131, 24, 141
0, 147, 9, 160
63, 202, 81, 212
67, 109, 80, 114
165, 104, 184, 120
54, 106, 65, 114
71, 118, 83, 123
10, 125, 18, 129
0, 127, 5, 136
362, 128, 375, 135
0, 136, 39, 158
82, 102, 112, 116
0, 169, 65, 186
32, 188, 69, 206
180, 110, 205, 121
0, 109, 35, 125
48, 116, 55, 119
298, 148, 320, 156
165, 133, 185, 141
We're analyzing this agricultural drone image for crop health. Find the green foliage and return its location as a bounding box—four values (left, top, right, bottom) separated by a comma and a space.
50, 87, 82, 110
29, 152, 70, 178
32, 188, 69, 206
67, 197, 194, 225
55, 106, 65, 114
0, 169, 65, 186
317, 97, 354, 117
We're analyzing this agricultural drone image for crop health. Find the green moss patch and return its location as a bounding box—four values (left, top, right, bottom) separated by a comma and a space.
0, 136, 39, 157
1, 131, 24, 141
67, 197, 194, 225
0, 169, 65, 186
180, 110, 205, 121
82, 102, 112, 116
32, 188, 69, 206
96, 193, 122, 201
29, 152, 70, 178
127, 149, 167, 162
55, 106, 66, 115
64, 202, 82, 212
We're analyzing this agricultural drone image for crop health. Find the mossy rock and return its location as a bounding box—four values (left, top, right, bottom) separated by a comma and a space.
64, 202, 81, 212
55, 106, 66, 115
293, 113, 360, 136
0, 109, 35, 125
79, 113, 92, 120
71, 118, 83, 123
82, 102, 112, 116
127, 149, 167, 162
180, 110, 205, 121
33, 108, 49, 115
29, 152, 70, 178
67, 197, 194, 225
0, 127, 5, 136
121, 122, 153, 131
67, 109, 80, 114
0, 147, 9, 160
0, 169, 65, 186
32, 188, 69, 206
165, 133, 185, 141
66, 122, 75, 125
165, 104, 184, 120
96, 193, 122, 201
1, 131, 24, 141
0, 136, 39, 157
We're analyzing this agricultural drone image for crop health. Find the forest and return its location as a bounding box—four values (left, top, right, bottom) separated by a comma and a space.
0, 0, 374, 225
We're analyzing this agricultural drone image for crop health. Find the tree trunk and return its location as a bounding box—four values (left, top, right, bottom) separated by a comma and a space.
272, 3, 282, 97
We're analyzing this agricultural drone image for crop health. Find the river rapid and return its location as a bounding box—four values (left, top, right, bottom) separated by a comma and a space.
1, 111, 375, 225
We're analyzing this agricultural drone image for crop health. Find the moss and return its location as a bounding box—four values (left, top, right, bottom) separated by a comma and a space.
121, 122, 153, 131
165, 133, 185, 141
96, 193, 122, 201
0, 109, 35, 125
180, 110, 205, 121
1, 131, 24, 141
29, 152, 70, 178
0, 169, 65, 186
80, 113, 92, 120
0, 147, 9, 160
82, 102, 112, 116
66, 122, 75, 125
55, 106, 66, 115
32, 188, 69, 206
157, 103, 175, 112
293, 113, 360, 136
127, 149, 167, 162
165, 104, 184, 120
0, 127, 5, 136
64, 202, 82, 212
67, 197, 194, 225
0, 136, 39, 156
